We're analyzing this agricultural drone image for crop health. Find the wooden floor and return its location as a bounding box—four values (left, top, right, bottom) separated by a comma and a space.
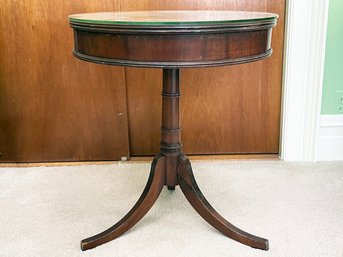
0, 154, 279, 167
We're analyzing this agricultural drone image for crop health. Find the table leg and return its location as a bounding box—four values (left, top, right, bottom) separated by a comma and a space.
80, 155, 165, 251
177, 153, 269, 250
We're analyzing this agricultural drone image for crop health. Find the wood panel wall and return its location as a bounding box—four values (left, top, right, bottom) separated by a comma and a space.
124, 1, 286, 155
0, 1, 129, 162
0, 0, 285, 162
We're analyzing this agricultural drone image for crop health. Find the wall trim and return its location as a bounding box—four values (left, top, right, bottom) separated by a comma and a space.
317, 115, 343, 160
280, 0, 330, 161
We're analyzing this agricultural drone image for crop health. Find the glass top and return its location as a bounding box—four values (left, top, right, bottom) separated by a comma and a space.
69, 10, 278, 26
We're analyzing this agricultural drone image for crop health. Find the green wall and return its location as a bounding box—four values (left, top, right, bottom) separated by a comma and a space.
321, 0, 343, 114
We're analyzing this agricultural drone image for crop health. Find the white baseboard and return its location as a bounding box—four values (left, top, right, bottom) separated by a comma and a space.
317, 115, 343, 161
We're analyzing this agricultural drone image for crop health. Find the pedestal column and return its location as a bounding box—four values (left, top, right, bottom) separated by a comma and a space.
160, 69, 182, 189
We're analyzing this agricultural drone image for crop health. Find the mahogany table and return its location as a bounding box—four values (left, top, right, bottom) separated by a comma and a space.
69, 10, 278, 251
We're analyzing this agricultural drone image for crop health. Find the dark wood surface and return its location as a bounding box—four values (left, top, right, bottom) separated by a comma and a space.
70, 11, 275, 250
72, 27, 272, 67
177, 153, 268, 250
81, 154, 165, 250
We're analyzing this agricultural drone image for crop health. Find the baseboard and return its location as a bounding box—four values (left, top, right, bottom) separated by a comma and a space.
317, 115, 343, 160
0, 154, 280, 167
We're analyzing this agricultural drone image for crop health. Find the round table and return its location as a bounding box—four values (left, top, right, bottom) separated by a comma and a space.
69, 10, 278, 251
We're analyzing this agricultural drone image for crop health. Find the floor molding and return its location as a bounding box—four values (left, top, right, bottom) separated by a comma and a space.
317, 115, 343, 161
0, 154, 280, 167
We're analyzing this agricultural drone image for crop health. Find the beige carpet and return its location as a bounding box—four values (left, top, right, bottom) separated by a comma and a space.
0, 160, 343, 257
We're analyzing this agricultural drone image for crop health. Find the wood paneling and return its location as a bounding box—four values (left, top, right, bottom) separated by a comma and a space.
0, 0, 285, 161
0, 1, 129, 162
125, 0, 285, 155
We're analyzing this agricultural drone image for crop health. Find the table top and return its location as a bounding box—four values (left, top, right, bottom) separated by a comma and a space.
69, 10, 278, 68
69, 10, 278, 26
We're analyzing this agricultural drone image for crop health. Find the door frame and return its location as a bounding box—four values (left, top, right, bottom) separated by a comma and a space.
280, 0, 329, 161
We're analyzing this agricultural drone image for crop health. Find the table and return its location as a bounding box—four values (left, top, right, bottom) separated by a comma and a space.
69, 10, 278, 251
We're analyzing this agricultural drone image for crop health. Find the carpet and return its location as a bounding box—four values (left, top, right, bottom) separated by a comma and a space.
0, 160, 342, 257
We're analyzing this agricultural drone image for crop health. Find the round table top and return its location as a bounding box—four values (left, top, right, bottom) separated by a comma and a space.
69, 10, 278, 68
69, 10, 278, 26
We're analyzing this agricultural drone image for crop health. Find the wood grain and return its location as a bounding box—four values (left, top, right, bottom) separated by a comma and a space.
0, 0, 285, 161
0, 1, 129, 162
73, 28, 272, 67
124, 0, 285, 155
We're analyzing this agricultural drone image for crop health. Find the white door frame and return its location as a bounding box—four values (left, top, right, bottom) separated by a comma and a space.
280, 0, 329, 161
